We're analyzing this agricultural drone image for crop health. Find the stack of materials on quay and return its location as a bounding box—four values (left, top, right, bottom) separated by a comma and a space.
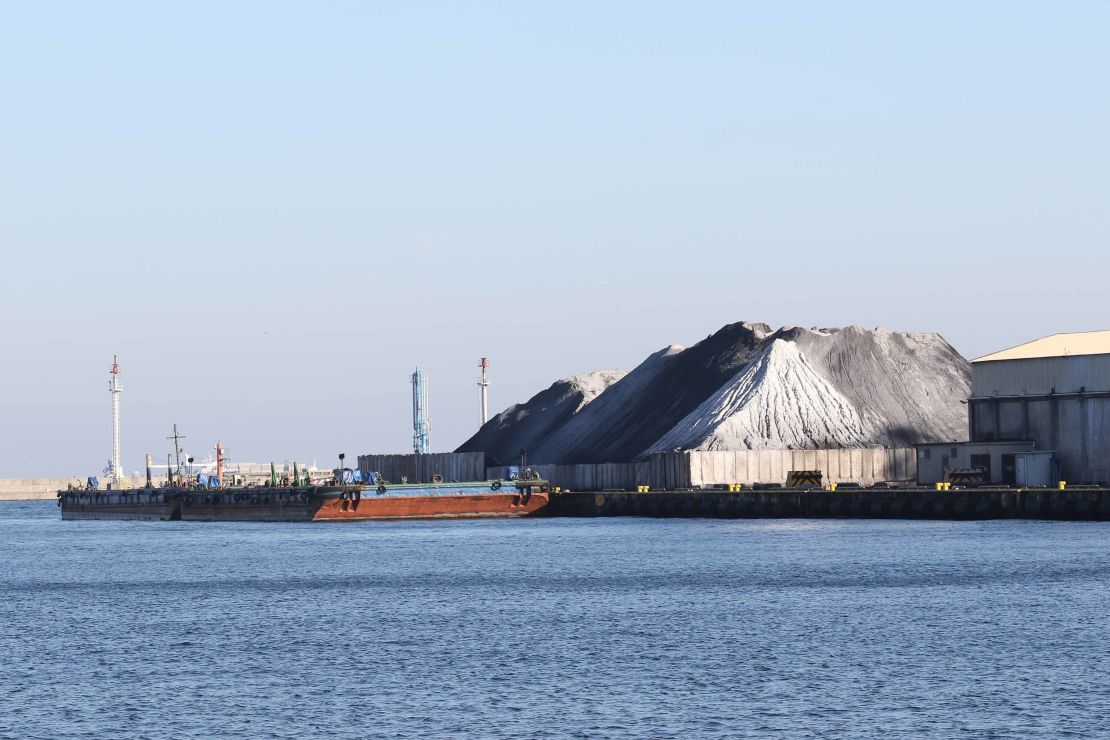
457, 322, 971, 465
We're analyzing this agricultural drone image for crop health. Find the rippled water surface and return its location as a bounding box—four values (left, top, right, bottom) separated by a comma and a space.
3, 500, 1109, 738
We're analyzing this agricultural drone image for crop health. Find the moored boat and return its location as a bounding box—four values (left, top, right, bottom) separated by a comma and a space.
58, 479, 550, 522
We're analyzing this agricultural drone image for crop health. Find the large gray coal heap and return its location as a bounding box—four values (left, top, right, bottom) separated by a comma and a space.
457, 322, 971, 466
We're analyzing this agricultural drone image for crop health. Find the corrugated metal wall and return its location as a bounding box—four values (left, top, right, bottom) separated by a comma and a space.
358, 452, 486, 483
971, 354, 1110, 482
973, 355, 1110, 396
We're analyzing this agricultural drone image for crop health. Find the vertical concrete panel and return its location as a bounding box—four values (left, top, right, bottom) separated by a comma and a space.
765, 450, 777, 482
804, 450, 817, 472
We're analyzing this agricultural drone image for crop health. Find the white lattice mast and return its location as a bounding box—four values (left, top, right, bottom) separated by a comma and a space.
109, 355, 123, 485
411, 368, 430, 454
478, 357, 490, 426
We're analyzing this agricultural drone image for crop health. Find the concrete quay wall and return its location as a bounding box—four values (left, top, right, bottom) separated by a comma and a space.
545, 488, 1110, 521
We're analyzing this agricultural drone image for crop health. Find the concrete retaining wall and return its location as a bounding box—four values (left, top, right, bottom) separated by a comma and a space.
486, 449, 916, 491
358, 452, 486, 484
686, 449, 916, 487
546, 488, 1110, 520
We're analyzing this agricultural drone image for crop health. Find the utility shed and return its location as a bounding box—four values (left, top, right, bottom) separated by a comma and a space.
970, 330, 1110, 484
915, 441, 1035, 485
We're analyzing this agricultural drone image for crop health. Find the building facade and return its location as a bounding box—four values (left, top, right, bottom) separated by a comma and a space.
969, 331, 1110, 484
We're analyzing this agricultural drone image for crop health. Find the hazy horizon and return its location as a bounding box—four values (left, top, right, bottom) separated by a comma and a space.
3, 2, 1108, 476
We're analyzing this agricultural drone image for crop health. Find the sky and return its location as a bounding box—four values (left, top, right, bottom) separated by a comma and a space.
1, 1, 1108, 477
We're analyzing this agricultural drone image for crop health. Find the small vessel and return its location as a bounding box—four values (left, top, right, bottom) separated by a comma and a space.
58, 478, 550, 522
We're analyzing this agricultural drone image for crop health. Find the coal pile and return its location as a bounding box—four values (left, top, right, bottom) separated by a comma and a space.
457, 322, 971, 465
459, 369, 625, 465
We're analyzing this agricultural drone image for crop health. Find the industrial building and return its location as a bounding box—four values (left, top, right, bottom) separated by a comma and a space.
918, 330, 1110, 486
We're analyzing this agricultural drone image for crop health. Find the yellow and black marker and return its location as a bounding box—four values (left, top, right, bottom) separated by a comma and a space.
944, 468, 986, 486
786, 470, 823, 489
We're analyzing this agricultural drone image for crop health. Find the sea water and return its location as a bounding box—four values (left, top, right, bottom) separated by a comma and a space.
2, 500, 1108, 738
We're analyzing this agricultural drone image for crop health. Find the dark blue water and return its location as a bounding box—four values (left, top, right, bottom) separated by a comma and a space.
2, 501, 1108, 738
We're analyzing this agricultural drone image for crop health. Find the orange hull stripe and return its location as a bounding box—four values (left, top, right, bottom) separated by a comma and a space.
313, 493, 549, 520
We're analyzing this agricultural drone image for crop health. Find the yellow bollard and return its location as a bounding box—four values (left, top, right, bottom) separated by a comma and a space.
829, 483, 837, 492
935, 482, 943, 491
1059, 481, 1067, 490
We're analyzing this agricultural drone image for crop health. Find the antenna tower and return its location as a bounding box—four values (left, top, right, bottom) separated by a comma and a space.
109, 356, 123, 485
411, 368, 430, 454
166, 424, 187, 485
478, 357, 490, 426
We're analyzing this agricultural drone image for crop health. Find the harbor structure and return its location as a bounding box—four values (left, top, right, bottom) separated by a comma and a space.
478, 357, 490, 426
968, 330, 1110, 484
108, 356, 123, 486
411, 368, 430, 454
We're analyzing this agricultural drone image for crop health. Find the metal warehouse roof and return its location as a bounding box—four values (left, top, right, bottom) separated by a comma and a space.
973, 330, 1110, 363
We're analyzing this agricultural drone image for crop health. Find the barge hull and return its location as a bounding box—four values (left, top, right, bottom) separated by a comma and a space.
179, 488, 319, 522
313, 492, 549, 521
59, 491, 180, 521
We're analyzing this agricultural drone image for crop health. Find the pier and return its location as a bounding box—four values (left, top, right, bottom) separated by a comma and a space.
544, 487, 1110, 521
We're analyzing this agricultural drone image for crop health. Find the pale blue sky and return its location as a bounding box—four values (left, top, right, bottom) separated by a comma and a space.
1, 2, 1107, 476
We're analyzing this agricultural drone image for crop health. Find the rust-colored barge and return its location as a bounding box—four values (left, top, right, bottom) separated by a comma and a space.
58, 480, 549, 522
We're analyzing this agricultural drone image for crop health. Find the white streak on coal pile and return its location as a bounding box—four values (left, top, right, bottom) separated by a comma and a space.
645, 339, 873, 452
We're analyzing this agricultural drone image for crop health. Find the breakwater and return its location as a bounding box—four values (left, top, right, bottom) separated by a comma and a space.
545, 488, 1110, 521
0, 478, 83, 501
